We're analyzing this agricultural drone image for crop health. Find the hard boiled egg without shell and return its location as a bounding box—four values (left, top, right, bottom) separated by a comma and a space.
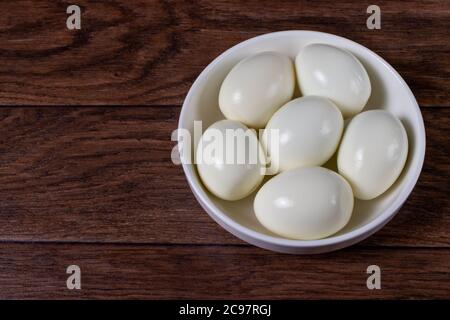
254, 167, 354, 240
196, 120, 266, 201
296, 43, 371, 118
263, 96, 343, 174
338, 110, 408, 200
219, 52, 295, 128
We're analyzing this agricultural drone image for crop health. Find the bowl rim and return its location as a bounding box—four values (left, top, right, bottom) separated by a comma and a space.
178, 30, 426, 249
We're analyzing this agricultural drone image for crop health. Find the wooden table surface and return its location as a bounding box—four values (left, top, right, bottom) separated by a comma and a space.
0, 0, 449, 299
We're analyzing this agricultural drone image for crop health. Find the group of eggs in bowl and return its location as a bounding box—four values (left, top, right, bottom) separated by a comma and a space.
179, 31, 425, 253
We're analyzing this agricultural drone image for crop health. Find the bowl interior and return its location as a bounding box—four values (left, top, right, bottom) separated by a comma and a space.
180, 31, 424, 242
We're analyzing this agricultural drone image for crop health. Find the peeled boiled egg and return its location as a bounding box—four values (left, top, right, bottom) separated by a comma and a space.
254, 167, 354, 240
196, 119, 266, 201
219, 51, 295, 128
263, 96, 343, 174
338, 110, 408, 200
296, 43, 371, 118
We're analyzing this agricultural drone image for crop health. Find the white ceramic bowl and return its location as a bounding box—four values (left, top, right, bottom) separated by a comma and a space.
178, 31, 426, 254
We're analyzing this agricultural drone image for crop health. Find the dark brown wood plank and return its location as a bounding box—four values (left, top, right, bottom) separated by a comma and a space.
0, 107, 448, 246
0, 0, 448, 106
0, 243, 448, 299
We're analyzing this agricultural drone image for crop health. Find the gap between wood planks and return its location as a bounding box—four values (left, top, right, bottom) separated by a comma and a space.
0, 239, 448, 249
0, 105, 449, 108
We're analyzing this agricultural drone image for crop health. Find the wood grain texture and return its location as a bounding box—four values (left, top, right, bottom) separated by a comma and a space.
0, 0, 449, 299
0, 107, 448, 247
0, 243, 448, 299
0, 0, 448, 106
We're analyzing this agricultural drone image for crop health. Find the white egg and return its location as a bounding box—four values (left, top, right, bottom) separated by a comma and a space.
338, 110, 408, 200
219, 51, 295, 128
296, 43, 371, 118
254, 167, 354, 240
196, 120, 266, 201
263, 96, 343, 174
